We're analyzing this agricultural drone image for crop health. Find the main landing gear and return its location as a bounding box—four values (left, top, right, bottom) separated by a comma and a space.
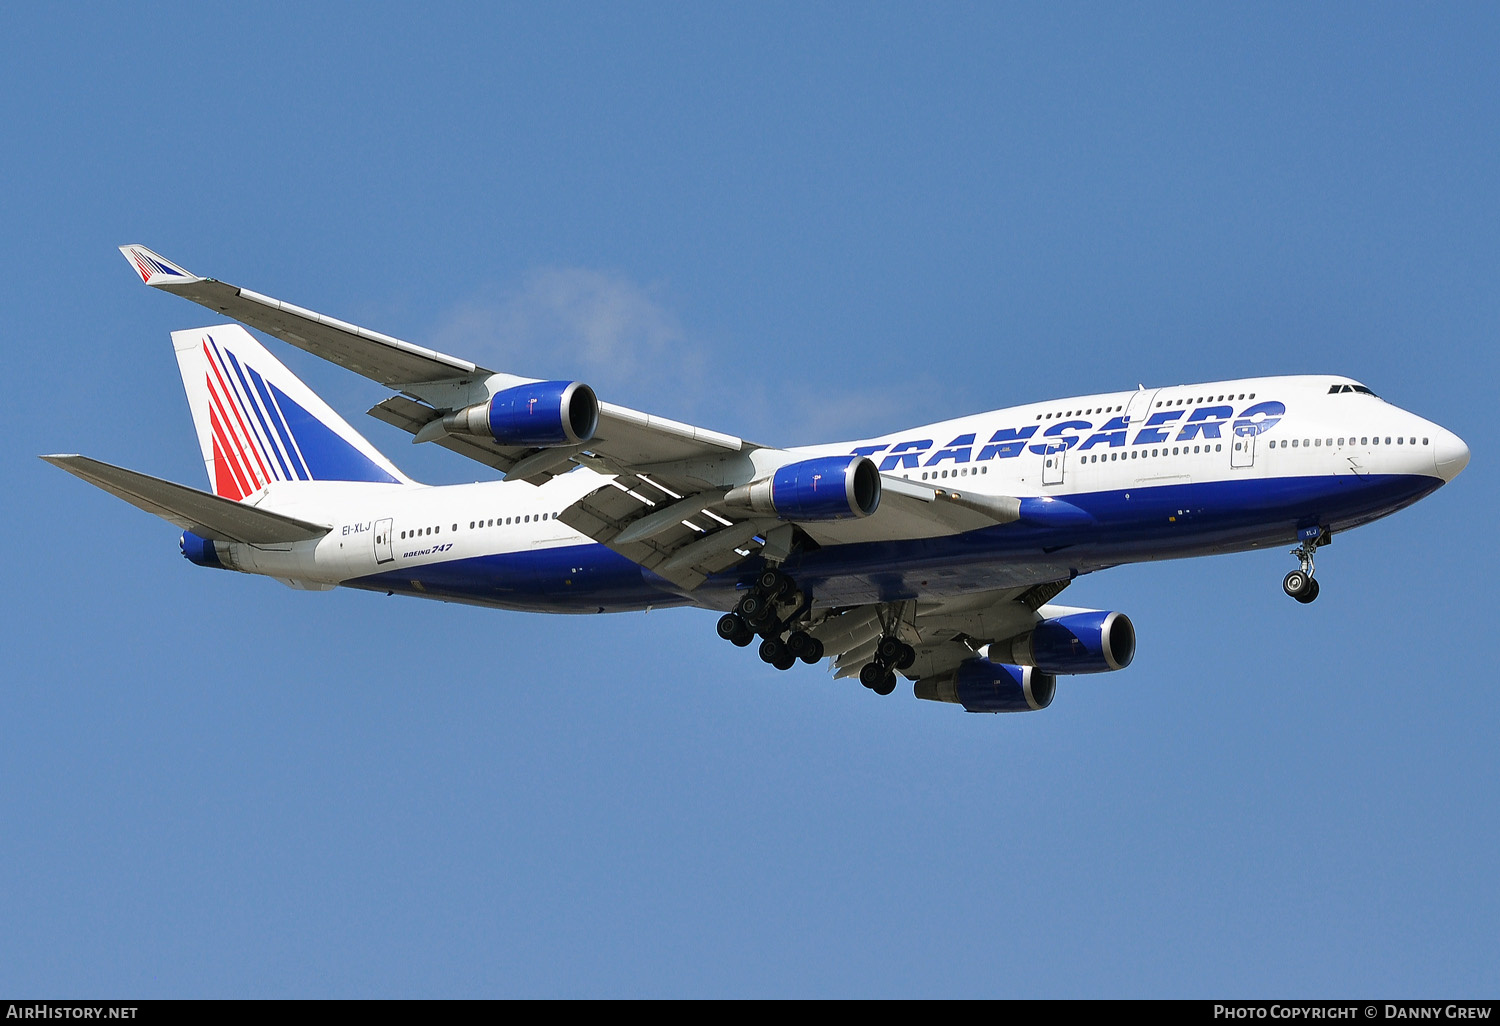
1282, 529, 1331, 604
716, 568, 825, 673
858, 632, 915, 697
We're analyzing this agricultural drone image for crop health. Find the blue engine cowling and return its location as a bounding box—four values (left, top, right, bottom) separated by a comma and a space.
913, 658, 1057, 713
989, 610, 1136, 675
181, 531, 226, 569
485, 380, 599, 447
725, 455, 881, 521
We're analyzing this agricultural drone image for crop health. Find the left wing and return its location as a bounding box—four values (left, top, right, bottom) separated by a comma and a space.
809, 578, 1073, 681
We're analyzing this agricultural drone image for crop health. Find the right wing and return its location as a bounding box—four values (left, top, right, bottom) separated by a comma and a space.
121, 245, 758, 487
120, 246, 481, 387
119, 246, 1042, 590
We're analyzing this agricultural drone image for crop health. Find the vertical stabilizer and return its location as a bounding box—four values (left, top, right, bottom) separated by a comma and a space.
172, 324, 411, 499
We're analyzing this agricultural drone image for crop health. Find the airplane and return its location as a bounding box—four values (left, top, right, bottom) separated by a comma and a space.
43, 245, 1471, 713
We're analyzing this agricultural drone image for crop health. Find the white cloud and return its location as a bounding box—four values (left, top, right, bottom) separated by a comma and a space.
429, 267, 704, 408
427, 266, 943, 447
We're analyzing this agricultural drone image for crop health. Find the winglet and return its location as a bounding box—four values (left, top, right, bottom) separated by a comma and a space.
119, 245, 202, 287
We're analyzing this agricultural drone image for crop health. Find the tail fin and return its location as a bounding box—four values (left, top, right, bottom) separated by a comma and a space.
173, 324, 412, 499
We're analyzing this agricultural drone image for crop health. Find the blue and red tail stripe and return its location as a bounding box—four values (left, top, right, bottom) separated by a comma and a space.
129, 250, 188, 284
199, 333, 399, 498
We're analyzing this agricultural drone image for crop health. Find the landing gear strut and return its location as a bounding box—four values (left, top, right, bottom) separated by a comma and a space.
1283, 529, 1330, 604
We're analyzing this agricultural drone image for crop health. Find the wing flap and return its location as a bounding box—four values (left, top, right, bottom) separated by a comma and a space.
42, 455, 330, 544
557, 474, 770, 591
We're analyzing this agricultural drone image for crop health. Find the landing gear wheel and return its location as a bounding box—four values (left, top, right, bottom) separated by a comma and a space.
756, 568, 790, 597
717, 613, 746, 641
799, 637, 824, 664
872, 671, 897, 696
1297, 577, 1321, 604
895, 642, 916, 671
859, 662, 888, 690
737, 593, 769, 624
759, 638, 791, 667
876, 636, 905, 665
1282, 570, 1313, 601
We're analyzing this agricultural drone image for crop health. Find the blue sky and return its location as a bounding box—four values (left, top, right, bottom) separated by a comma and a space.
3, 4, 1497, 997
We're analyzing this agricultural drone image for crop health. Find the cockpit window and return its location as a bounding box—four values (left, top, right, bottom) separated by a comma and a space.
1329, 383, 1379, 397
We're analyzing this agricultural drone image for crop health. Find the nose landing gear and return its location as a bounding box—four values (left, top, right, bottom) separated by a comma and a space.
1283, 529, 1330, 604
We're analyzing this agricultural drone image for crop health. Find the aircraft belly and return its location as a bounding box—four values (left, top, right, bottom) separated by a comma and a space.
344, 473, 1440, 615
746, 472, 1443, 605
343, 543, 692, 613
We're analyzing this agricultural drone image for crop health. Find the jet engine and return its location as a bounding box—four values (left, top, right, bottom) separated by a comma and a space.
443, 380, 599, 447
986, 609, 1135, 675
724, 455, 881, 521
914, 658, 1057, 713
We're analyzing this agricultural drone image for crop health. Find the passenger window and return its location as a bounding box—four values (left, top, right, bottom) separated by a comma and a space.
1292, 440, 1298, 448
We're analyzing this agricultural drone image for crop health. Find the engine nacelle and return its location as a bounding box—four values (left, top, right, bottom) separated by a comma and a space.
444, 380, 599, 447
987, 610, 1135, 675
914, 658, 1056, 713
181, 531, 229, 570
724, 455, 881, 522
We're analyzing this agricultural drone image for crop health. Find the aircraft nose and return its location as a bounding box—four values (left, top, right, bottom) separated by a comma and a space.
1433, 428, 1470, 482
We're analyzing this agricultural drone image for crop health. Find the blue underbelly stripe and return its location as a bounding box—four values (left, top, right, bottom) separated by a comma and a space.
343, 473, 1441, 612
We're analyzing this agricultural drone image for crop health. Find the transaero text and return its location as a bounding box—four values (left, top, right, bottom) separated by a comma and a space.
853, 402, 1286, 470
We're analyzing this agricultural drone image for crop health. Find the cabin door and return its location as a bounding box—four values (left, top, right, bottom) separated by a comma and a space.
1124, 387, 1162, 433
1231, 425, 1257, 468
1042, 441, 1067, 486
373, 518, 395, 564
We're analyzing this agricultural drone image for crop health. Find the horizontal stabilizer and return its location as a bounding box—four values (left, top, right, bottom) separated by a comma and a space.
41, 455, 330, 544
